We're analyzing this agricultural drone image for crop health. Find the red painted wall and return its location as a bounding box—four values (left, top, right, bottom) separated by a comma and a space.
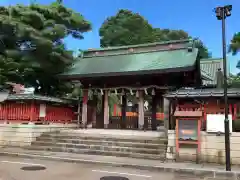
0, 101, 75, 123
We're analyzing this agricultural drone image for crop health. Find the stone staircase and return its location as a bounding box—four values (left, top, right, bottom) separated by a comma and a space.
25, 130, 168, 161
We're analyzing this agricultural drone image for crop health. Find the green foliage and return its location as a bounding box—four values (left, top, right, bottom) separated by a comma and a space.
99, 10, 157, 47
229, 32, 240, 72
99, 9, 210, 59
229, 74, 240, 88
229, 32, 240, 56
0, 1, 91, 96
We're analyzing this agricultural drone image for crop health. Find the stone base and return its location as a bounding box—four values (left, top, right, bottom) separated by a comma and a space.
104, 124, 108, 129
81, 123, 87, 129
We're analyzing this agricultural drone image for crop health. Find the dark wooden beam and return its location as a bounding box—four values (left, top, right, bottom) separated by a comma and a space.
121, 95, 127, 129
79, 72, 195, 89
151, 93, 158, 131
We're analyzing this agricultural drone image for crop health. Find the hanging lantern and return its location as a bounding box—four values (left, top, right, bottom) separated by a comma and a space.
144, 88, 148, 95
121, 89, 125, 95
151, 88, 155, 96
136, 90, 139, 98
88, 89, 92, 96
100, 89, 104, 96
120, 95, 122, 104
94, 89, 98, 95
115, 89, 118, 95
130, 89, 133, 96
108, 90, 111, 96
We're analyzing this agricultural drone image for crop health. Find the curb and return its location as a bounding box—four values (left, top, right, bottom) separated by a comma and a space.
0, 151, 239, 179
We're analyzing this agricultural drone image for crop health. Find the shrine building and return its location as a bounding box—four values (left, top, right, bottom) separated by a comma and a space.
59, 39, 219, 131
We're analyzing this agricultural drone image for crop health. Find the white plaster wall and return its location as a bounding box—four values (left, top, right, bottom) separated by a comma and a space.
0, 123, 77, 147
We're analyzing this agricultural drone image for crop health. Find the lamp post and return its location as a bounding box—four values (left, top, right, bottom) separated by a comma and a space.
214, 5, 232, 171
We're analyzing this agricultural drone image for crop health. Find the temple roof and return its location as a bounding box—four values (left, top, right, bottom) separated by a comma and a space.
164, 88, 240, 98
60, 39, 201, 78
200, 58, 224, 86
2, 94, 74, 104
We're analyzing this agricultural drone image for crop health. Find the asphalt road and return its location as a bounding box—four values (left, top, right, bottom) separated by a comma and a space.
0, 156, 194, 180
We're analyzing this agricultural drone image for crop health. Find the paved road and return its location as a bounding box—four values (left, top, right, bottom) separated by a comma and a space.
0, 156, 183, 180
0, 156, 233, 180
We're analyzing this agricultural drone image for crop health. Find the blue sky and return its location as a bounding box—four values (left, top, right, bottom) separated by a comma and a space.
1, 0, 239, 74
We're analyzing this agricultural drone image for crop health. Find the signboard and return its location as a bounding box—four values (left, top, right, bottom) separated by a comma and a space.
207, 114, 232, 133
178, 120, 198, 141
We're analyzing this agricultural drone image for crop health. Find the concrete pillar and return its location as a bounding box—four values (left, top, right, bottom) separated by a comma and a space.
104, 90, 109, 128
138, 90, 144, 130
81, 89, 88, 128
163, 97, 170, 136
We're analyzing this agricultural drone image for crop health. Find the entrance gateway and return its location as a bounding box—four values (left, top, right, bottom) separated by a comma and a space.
59, 39, 216, 131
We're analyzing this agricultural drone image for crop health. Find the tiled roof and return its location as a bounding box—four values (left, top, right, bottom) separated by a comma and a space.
60, 39, 200, 78
61, 48, 199, 78
164, 88, 240, 98
200, 58, 223, 85
4, 94, 73, 104
84, 39, 192, 53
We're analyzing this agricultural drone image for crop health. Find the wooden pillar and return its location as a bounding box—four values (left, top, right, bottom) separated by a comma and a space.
92, 94, 98, 128
138, 90, 144, 130
169, 101, 175, 130
104, 90, 109, 128
163, 97, 170, 136
77, 97, 81, 127
121, 94, 127, 129
81, 89, 88, 128
151, 93, 157, 131
98, 94, 104, 128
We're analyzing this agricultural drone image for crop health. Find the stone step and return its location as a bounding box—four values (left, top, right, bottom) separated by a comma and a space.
31, 141, 165, 155
24, 145, 166, 160
39, 133, 167, 144
34, 138, 166, 149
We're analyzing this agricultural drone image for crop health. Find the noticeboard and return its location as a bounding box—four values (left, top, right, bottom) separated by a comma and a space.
178, 119, 198, 141
206, 114, 232, 133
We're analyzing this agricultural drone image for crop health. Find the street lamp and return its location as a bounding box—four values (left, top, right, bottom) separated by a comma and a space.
214, 5, 232, 171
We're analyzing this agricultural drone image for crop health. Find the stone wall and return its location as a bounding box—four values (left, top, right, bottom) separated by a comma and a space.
0, 123, 77, 147
167, 130, 240, 164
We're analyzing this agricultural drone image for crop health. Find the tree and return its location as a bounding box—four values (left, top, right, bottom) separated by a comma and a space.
229, 32, 240, 74
0, 1, 91, 96
99, 9, 210, 59
99, 9, 157, 47
229, 32, 240, 56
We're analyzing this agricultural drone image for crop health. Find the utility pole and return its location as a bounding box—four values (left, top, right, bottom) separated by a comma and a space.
214, 5, 232, 171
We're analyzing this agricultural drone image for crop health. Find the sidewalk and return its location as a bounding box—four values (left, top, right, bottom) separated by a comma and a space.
0, 147, 240, 178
